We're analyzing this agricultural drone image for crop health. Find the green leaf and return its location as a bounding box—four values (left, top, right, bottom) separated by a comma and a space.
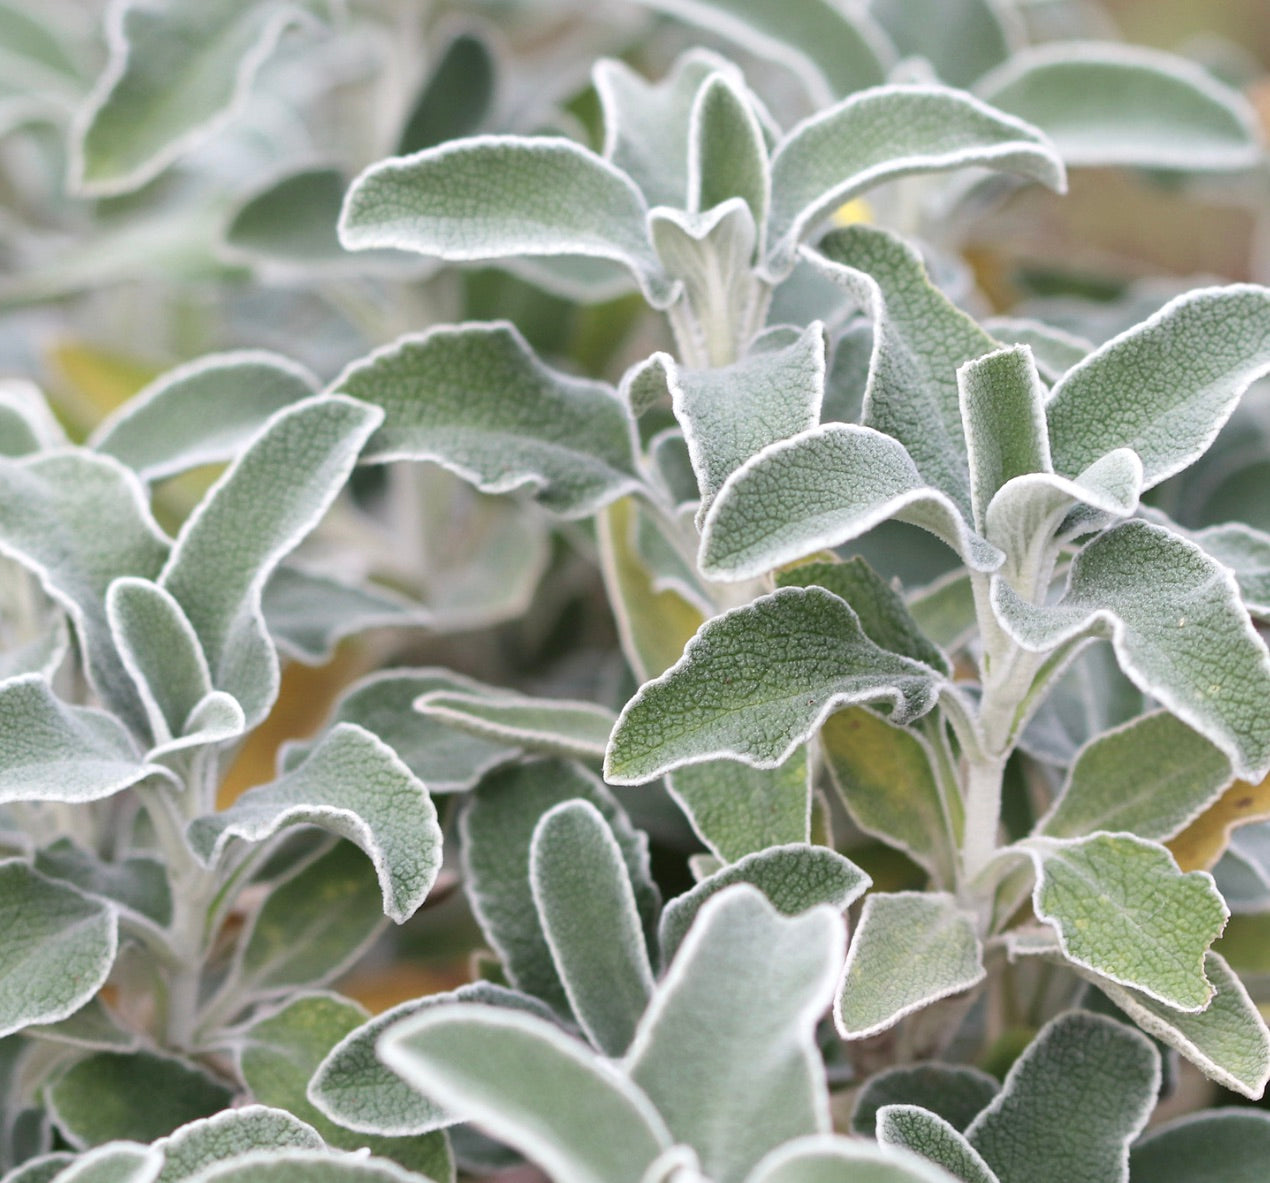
976, 43, 1263, 171
461, 759, 658, 1017
852, 1066, 999, 1139
0, 453, 170, 734
1189, 522, 1270, 620
1023, 833, 1228, 1011
766, 87, 1064, 276
1089, 950, 1270, 1100
414, 690, 614, 762
47, 1052, 231, 1148
965, 1012, 1158, 1183
667, 753, 812, 863
0, 676, 170, 806
179, 1151, 444, 1183
154, 1107, 324, 1183
1039, 711, 1233, 841
222, 168, 350, 267
1046, 286, 1270, 492
805, 225, 1002, 515
870, 0, 1018, 88
820, 708, 954, 885
34, 839, 171, 930
71, 0, 323, 195
330, 323, 640, 518
281, 670, 513, 793
0, 860, 117, 1039
90, 353, 319, 483
339, 138, 671, 305
159, 396, 382, 728
380, 1005, 671, 1183
606, 587, 941, 784
26, 995, 138, 1053
658, 843, 869, 963
981, 318, 1090, 384
529, 800, 655, 1056
690, 73, 769, 233
42, 1143, 161, 1183
1, 1153, 73, 1183
397, 29, 494, 155
993, 521, 1270, 782
307, 984, 557, 1139
836, 892, 984, 1039
188, 723, 441, 924
747, 1135, 965, 1183
626, 887, 844, 1183
636, 0, 891, 106
877, 1107, 998, 1183
0, 380, 65, 457
1129, 1110, 1270, 1183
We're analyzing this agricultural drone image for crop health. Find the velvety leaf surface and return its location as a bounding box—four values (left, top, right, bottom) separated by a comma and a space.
415, 691, 614, 762
690, 73, 769, 229
852, 1066, 999, 1139
1129, 1110, 1270, 1182
1189, 522, 1270, 620
223, 168, 350, 266
33, 840, 171, 930
154, 1108, 323, 1183
877, 1107, 998, 1183
44, 1143, 161, 1183
748, 1135, 964, 1183
181, 1151, 443, 1183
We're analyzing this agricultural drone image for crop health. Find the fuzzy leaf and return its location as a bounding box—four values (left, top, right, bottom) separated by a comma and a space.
1129, 1110, 1270, 1183
1039, 711, 1233, 841
1023, 834, 1228, 1011
530, 801, 655, 1056
34, 839, 171, 930
626, 887, 844, 1183
976, 43, 1264, 171
965, 1012, 1158, 1183
993, 520, 1270, 782
766, 87, 1064, 275
339, 137, 671, 304
188, 723, 441, 924
747, 1135, 964, 1183
0, 860, 117, 1039
381, 1005, 671, 1183
180, 1151, 444, 1183
981, 318, 1090, 384
461, 760, 657, 1017
222, 168, 349, 266
1189, 522, 1270, 619
658, 844, 869, 963
690, 73, 769, 232
852, 1066, 999, 1139
0, 380, 65, 456
1045, 286, 1270, 492
836, 892, 984, 1039
43, 1143, 161, 1183
397, 29, 495, 155
605, 587, 941, 784
90, 353, 319, 483
415, 691, 614, 762
330, 323, 640, 517
870, 0, 1017, 88
667, 753, 812, 863
877, 1107, 998, 1183
154, 1108, 323, 1183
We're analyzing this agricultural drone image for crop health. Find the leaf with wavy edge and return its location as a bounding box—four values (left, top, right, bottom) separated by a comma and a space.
415, 690, 614, 762
605, 587, 942, 784
1188, 522, 1270, 620
180, 1150, 444, 1183
1129, 1109, 1270, 1182
852, 1066, 999, 1139
154, 1107, 323, 1182
877, 1107, 998, 1183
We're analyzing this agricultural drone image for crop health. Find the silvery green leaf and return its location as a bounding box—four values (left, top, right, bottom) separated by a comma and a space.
820, 708, 953, 885
776, 559, 951, 674
869, 0, 1018, 88
329, 324, 641, 518
0, 860, 117, 1039
605, 587, 941, 784
90, 353, 319, 483
0, 622, 69, 685
530, 801, 654, 1056
261, 567, 429, 665
992, 520, 1270, 781
619, 355, 673, 420
222, 168, 349, 267
396, 27, 494, 155
852, 1066, 999, 1139
154, 1108, 324, 1183
633, 503, 711, 614
747, 1135, 963, 1183
766, 87, 1064, 276
380, 1005, 671, 1183
159, 395, 381, 728
877, 1107, 998, 1183
0, 676, 173, 806
908, 572, 976, 653
803, 225, 1002, 514
71, 0, 324, 195
965, 1012, 1158, 1183
594, 50, 734, 209
1, 1154, 73, 1183
0, 453, 169, 734
636, 0, 891, 107
1039, 711, 1233, 841
658, 844, 869, 963
188, 723, 441, 924
414, 691, 614, 762
25, 996, 136, 1053
663, 322, 825, 519
281, 670, 512, 792
975, 43, 1264, 171
1021, 833, 1228, 1010
689, 73, 769, 235
339, 137, 672, 305
462, 760, 658, 1017
42, 1143, 161, 1183
626, 887, 844, 1183
836, 892, 984, 1039
34, 839, 170, 930
308, 984, 556, 1139
47, 1052, 232, 1148
698, 425, 1001, 583
666, 753, 812, 864
1188, 522, 1270, 619
1129, 1110, 1270, 1182
1046, 286, 1270, 492
180, 1150, 444, 1183
0, 381, 65, 457
1089, 950, 1270, 1099
980, 318, 1090, 385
